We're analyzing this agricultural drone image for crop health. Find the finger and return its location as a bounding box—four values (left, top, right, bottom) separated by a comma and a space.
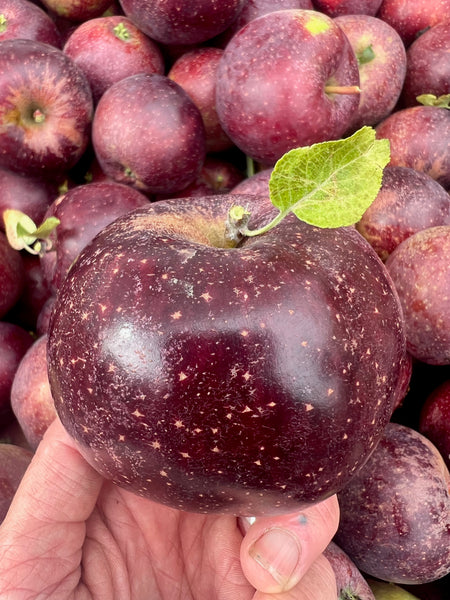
240, 494, 340, 594
253, 553, 337, 600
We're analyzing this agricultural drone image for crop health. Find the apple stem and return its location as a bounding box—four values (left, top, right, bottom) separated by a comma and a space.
114, 22, 131, 41
33, 108, 45, 124
325, 85, 361, 95
226, 205, 285, 242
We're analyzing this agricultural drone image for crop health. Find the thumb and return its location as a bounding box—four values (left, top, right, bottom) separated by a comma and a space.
240, 494, 340, 594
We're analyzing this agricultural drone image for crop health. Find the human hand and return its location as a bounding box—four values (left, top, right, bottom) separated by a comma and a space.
0, 418, 339, 599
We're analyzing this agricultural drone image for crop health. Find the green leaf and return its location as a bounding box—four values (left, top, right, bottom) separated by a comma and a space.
416, 93, 450, 109
3, 208, 59, 254
268, 126, 390, 228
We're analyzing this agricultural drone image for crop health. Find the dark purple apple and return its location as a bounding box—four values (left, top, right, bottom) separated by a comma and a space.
375, 106, 450, 190
47, 193, 407, 515
39, 0, 112, 22
0, 321, 34, 425
11, 334, 55, 450
334, 14, 407, 133
63, 15, 165, 104
0, 0, 62, 47
399, 21, 450, 108
313, 0, 383, 17
118, 0, 246, 45
335, 422, 450, 584
168, 47, 233, 153
36, 295, 55, 336
0, 39, 93, 179
376, 0, 450, 47
323, 541, 376, 600
0, 443, 33, 523
39, 181, 150, 293
92, 73, 206, 195
356, 166, 450, 261
215, 9, 361, 165
385, 225, 450, 366
0, 167, 58, 230
419, 380, 450, 469
0, 231, 24, 319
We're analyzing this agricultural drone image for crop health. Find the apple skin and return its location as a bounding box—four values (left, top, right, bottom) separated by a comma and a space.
356, 166, 450, 261
323, 540, 376, 600
375, 106, 450, 190
0, 443, 33, 524
399, 21, 450, 108
419, 380, 450, 470
0, 0, 62, 47
385, 225, 450, 366
335, 422, 450, 584
92, 73, 206, 195
63, 15, 165, 105
118, 0, 247, 45
0, 231, 25, 320
11, 334, 56, 450
376, 0, 450, 47
313, 0, 383, 17
47, 193, 407, 515
231, 168, 272, 200
39, 0, 112, 22
334, 14, 407, 133
215, 9, 360, 166
0, 39, 93, 179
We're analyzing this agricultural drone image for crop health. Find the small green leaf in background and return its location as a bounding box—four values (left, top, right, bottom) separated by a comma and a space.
268, 126, 391, 228
3, 208, 59, 254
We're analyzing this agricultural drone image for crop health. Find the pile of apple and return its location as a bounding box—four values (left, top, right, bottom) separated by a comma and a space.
0, 0, 449, 598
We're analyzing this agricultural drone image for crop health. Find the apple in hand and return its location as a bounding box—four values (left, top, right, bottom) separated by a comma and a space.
0, 0, 62, 47
215, 9, 361, 165
63, 15, 165, 104
334, 14, 407, 133
92, 73, 206, 195
0, 39, 93, 179
385, 225, 450, 365
419, 380, 450, 469
335, 422, 450, 584
0, 443, 33, 524
323, 540, 376, 600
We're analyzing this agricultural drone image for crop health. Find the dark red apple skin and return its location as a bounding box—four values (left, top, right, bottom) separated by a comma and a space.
63, 15, 165, 104
323, 541, 376, 600
0, 321, 34, 426
375, 106, 450, 190
40, 0, 112, 22
0, 0, 62, 47
376, 0, 450, 47
231, 168, 272, 200
334, 14, 407, 133
11, 334, 56, 450
399, 21, 450, 108
0, 443, 33, 523
168, 47, 233, 153
335, 422, 450, 585
47, 193, 407, 515
385, 225, 450, 366
39, 181, 150, 293
0, 231, 25, 320
215, 9, 360, 166
313, 0, 383, 17
92, 73, 206, 195
419, 380, 450, 470
356, 166, 450, 261
0, 39, 94, 178
118, 0, 247, 45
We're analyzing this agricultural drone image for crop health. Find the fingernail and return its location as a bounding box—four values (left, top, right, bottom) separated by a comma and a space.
248, 527, 301, 589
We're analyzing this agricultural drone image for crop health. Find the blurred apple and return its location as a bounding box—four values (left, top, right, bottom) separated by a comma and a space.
419, 380, 450, 469
314, 0, 383, 17
0, 231, 24, 319
39, 0, 112, 22
0, 0, 62, 47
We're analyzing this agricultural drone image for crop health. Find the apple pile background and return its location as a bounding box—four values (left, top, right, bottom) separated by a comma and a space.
0, 1, 449, 599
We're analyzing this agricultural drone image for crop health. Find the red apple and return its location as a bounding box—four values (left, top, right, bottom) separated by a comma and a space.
376, 0, 450, 47
168, 47, 233, 153
419, 379, 450, 470
11, 334, 56, 450
118, 0, 247, 45
323, 541, 376, 600
334, 14, 407, 132
0, 0, 62, 47
215, 9, 361, 165
231, 168, 272, 200
39, 0, 112, 22
385, 225, 450, 366
47, 193, 407, 515
0, 231, 24, 319
0, 39, 93, 179
356, 166, 450, 261
400, 20, 450, 108
92, 73, 206, 195
0, 443, 33, 523
375, 106, 450, 190
313, 0, 383, 17
63, 15, 165, 104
